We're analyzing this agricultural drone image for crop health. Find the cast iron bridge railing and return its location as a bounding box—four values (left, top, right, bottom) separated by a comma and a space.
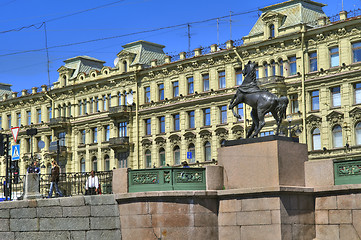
0, 171, 113, 201
128, 167, 206, 193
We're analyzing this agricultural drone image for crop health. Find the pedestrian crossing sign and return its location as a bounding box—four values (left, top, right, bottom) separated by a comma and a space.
12, 145, 20, 161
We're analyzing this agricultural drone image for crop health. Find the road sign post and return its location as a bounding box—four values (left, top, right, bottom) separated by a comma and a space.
11, 127, 19, 143
12, 145, 20, 161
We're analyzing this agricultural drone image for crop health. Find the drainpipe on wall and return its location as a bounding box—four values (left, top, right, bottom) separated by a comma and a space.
233, 48, 247, 138
301, 24, 307, 144
134, 71, 140, 169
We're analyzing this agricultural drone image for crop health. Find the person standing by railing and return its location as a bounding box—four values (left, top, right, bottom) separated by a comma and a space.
48, 160, 63, 198
85, 170, 99, 195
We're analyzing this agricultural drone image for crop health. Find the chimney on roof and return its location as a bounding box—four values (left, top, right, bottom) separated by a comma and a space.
151, 59, 158, 67
12, 92, 17, 98
318, 16, 327, 26
164, 56, 171, 64
194, 48, 202, 57
22, 89, 27, 96
211, 44, 218, 52
340, 10, 347, 21
32, 87, 38, 94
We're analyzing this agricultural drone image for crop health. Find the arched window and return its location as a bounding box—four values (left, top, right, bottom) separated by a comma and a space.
104, 155, 110, 171
263, 63, 268, 77
356, 122, 361, 145
128, 90, 134, 105
67, 103, 72, 117
220, 139, 226, 147
58, 105, 62, 117
332, 125, 343, 148
188, 143, 195, 163
270, 24, 275, 38
174, 146, 180, 165
118, 92, 122, 106
123, 61, 127, 72
80, 158, 85, 173
159, 148, 165, 166
204, 141, 211, 161
312, 128, 321, 150
124, 92, 128, 106
279, 59, 284, 76
271, 60, 276, 76
62, 104, 66, 117
145, 150, 152, 168
92, 156, 98, 172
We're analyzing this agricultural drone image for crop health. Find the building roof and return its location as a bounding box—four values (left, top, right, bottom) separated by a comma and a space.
0, 83, 12, 99
61, 55, 105, 79
247, 0, 327, 37
118, 40, 166, 67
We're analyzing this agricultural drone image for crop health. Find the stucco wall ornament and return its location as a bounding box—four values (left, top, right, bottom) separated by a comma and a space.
306, 114, 322, 129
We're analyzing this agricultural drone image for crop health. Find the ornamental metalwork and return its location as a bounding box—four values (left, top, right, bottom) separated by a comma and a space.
164, 171, 171, 183
132, 172, 159, 185
337, 163, 361, 176
175, 171, 203, 183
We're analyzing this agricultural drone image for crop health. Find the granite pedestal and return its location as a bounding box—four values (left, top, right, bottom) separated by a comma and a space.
23, 173, 42, 200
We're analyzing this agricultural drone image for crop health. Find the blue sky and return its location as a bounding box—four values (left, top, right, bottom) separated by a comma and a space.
0, 0, 359, 93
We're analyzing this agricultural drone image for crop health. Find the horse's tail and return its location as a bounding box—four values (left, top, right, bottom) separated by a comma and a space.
276, 96, 289, 119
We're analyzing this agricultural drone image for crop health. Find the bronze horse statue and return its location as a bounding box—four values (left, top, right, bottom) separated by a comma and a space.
229, 61, 289, 138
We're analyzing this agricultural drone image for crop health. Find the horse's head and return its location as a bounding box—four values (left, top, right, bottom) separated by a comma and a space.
242, 61, 257, 77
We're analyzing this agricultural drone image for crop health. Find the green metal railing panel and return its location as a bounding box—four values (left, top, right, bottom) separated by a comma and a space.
334, 160, 361, 185
128, 168, 206, 192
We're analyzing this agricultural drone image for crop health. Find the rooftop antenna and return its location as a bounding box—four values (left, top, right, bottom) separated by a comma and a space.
342, 0, 344, 11
230, 11, 233, 40
187, 24, 191, 52
217, 18, 220, 46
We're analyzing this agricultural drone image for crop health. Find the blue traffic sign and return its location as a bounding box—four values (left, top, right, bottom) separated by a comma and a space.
187, 151, 192, 159
12, 145, 20, 161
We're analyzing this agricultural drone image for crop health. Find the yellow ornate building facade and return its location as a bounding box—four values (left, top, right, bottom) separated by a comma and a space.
1, 0, 361, 175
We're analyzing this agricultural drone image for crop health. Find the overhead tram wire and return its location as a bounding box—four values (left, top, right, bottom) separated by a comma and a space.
0, 8, 260, 58
0, 0, 126, 34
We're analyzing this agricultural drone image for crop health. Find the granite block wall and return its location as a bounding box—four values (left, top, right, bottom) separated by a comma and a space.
0, 195, 121, 240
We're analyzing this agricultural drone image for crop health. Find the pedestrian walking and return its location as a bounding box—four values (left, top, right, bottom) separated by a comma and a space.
48, 160, 63, 198
85, 170, 99, 195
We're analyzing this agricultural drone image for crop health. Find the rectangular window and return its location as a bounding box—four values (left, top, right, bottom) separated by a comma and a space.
330, 47, 339, 67
311, 90, 320, 111
27, 111, 31, 125
188, 111, 195, 129
48, 107, 52, 120
0, 117, 2, 129
108, 94, 111, 109
103, 96, 107, 111
187, 77, 194, 94
7, 114, 11, 129
289, 56, 297, 75
58, 132, 66, 146
145, 86, 151, 103
352, 42, 361, 63
260, 131, 274, 137
159, 116, 165, 133
37, 109, 41, 123
173, 114, 180, 131
84, 100, 88, 114
17, 113, 21, 127
105, 125, 110, 141
203, 108, 211, 126
331, 87, 341, 107
271, 62, 276, 76
237, 104, 244, 120
203, 74, 209, 91
220, 105, 227, 124
145, 119, 151, 135
81, 130, 86, 144
90, 99, 94, 113
290, 94, 299, 113
79, 102, 82, 115
173, 81, 179, 98
355, 83, 361, 104
235, 68, 243, 85
95, 97, 99, 112
256, 68, 259, 79
219, 71, 226, 89
309, 52, 317, 72
119, 122, 127, 137
158, 84, 164, 101
93, 127, 98, 143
